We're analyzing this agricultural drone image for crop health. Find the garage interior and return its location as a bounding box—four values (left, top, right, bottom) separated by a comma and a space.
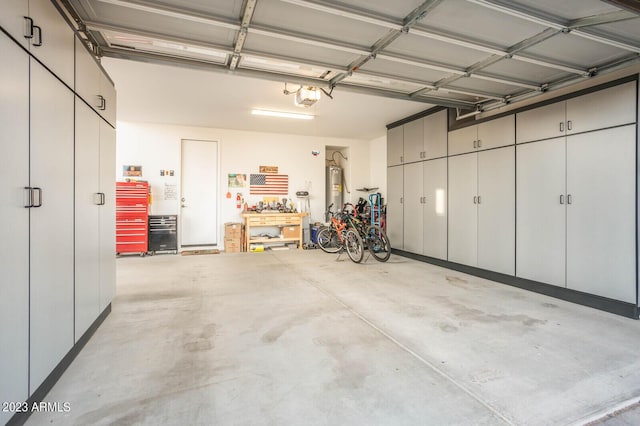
2, 0, 640, 425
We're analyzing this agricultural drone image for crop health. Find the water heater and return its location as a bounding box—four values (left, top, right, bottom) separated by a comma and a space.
326, 166, 343, 214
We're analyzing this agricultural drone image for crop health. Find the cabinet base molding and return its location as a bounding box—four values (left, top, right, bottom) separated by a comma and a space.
391, 249, 639, 319
7, 304, 112, 426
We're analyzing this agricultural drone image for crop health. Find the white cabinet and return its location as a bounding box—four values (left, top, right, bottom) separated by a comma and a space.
448, 153, 478, 266
29, 58, 75, 392
0, 32, 30, 426
0, 0, 30, 48
448, 147, 515, 274
387, 126, 403, 166
386, 165, 404, 250
422, 158, 447, 260
1, 0, 75, 87
76, 37, 118, 127
423, 110, 447, 160
403, 162, 423, 253
403, 118, 423, 164
566, 125, 636, 302
99, 121, 116, 310
517, 125, 636, 303
387, 110, 447, 166
477, 147, 515, 275
449, 115, 514, 155
75, 100, 117, 337
516, 137, 566, 287
517, 81, 636, 144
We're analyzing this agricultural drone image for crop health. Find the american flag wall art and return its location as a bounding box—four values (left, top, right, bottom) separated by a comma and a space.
249, 174, 289, 195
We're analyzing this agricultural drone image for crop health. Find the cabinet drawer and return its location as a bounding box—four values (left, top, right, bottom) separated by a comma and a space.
276, 217, 299, 225
248, 216, 274, 225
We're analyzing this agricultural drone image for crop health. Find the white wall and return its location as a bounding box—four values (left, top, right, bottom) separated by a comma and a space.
116, 121, 371, 245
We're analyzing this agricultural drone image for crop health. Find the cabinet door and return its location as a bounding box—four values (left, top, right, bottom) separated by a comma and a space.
29, 59, 75, 393
99, 120, 116, 311
516, 102, 566, 144
448, 125, 477, 156
566, 81, 637, 135
403, 162, 423, 254
75, 99, 101, 341
477, 146, 515, 275
386, 166, 404, 250
0, 0, 30, 48
387, 126, 403, 166
516, 138, 566, 287
566, 125, 636, 302
75, 37, 101, 111
99, 71, 117, 127
477, 115, 514, 151
403, 118, 423, 163
448, 153, 477, 266
29, 0, 75, 88
423, 109, 447, 160
0, 33, 30, 425
423, 158, 447, 259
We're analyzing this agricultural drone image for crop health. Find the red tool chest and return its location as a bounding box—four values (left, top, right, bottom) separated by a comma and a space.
116, 181, 149, 255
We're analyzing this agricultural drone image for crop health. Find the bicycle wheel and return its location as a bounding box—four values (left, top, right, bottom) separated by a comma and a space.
344, 229, 364, 263
366, 225, 391, 262
317, 226, 341, 253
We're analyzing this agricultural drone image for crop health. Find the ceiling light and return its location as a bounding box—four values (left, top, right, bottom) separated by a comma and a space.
251, 109, 314, 120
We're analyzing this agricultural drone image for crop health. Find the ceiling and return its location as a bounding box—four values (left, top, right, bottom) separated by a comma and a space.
60, 0, 640, 137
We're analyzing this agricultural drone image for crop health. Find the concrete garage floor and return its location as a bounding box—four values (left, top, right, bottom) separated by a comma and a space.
26, 250, 640, 425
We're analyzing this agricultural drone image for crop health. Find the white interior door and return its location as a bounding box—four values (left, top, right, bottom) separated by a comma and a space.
181, 139, 218, 246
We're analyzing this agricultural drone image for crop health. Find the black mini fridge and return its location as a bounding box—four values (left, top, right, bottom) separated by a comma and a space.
148, 215, 178, 254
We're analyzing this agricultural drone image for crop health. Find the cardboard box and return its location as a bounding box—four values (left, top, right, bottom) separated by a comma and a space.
282, 225, 299, 239
224, 237, 242, 253
224, 222, 244, 239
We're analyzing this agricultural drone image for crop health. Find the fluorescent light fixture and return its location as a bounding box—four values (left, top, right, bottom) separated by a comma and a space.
251, 109, 314, 120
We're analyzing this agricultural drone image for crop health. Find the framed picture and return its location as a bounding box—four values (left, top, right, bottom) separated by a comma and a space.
123, 165, 142, 177
228, 173, 247, 188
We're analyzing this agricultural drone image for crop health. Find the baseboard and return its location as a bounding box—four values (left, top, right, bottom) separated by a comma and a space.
7, 304, 112, 426
392, 249, 639, 319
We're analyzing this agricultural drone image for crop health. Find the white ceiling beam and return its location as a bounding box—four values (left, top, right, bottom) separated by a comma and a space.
278, 0, 403, 30
230, 0, 257, 70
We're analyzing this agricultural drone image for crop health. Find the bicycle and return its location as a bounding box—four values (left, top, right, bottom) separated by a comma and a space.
317, 204, 365, 263
343, 202, 391, 262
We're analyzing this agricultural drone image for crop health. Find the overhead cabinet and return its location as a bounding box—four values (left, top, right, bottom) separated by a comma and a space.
516, 81, 637, 144
387, 109, 447, 166
75, 37, 117, 126
448, 115, 514, 156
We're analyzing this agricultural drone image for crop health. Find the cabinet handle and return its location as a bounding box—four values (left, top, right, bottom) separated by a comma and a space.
567, 194, 572, 205
473, 196, 477, 204
559, 122, 564, 132
33, 187, 42, 207
101, 193, 106, 205
560, 194, 564, 204
567, 120, 572, 131
400, 197, 403, 204
24, 187, 33, 208
473, 140, 477, 149
477, 195, 481, 204
96, 95, 104, 110
24, 16, 34, 39
400, 156, 403, 163
32, 25, 42, 47
477, 139, 482, 148
101, 97, 107, 111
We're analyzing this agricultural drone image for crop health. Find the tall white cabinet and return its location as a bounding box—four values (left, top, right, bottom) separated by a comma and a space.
386, 109, 448, 259
1, 3, 116, 423
516, 82, 637, 303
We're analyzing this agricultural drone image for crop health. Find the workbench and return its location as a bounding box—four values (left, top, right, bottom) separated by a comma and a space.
241, 212, 309, 251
